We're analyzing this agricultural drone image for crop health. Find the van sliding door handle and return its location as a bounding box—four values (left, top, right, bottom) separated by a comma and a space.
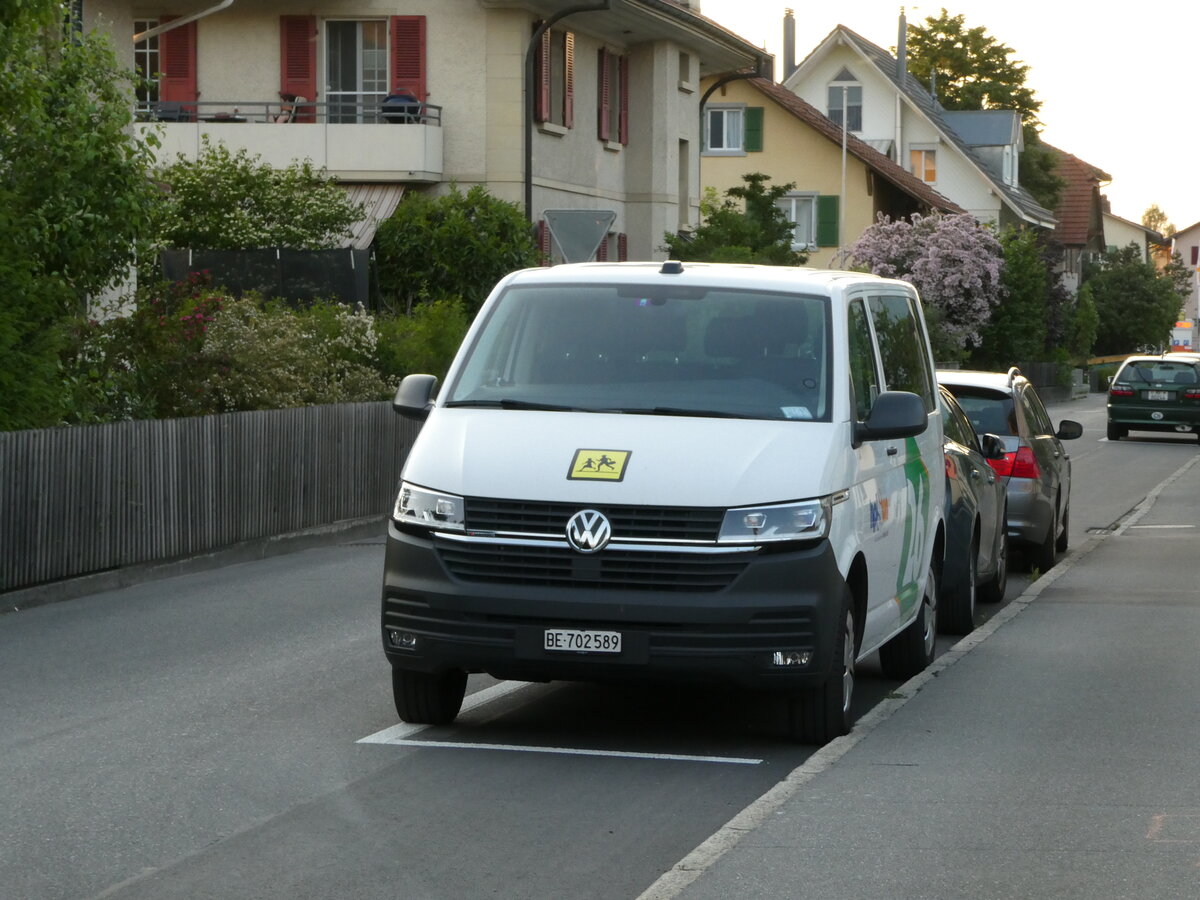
886, 446, 898, 456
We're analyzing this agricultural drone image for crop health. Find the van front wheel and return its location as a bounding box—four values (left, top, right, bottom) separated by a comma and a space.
392, 668, 467, 725
788, 588, 855, 745
879, 562, 938, 681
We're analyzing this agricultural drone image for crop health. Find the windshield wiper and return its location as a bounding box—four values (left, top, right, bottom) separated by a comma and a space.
443, 399, 587, 412
619, 406, 759, 419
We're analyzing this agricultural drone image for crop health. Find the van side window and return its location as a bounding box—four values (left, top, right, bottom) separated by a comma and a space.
867, 294, 935, 410
847, 298, 880, 421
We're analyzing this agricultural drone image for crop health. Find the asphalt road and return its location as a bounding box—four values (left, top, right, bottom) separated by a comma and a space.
2, 392, 1195, 900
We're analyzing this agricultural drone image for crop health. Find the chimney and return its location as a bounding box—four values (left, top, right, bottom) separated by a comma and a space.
896, 8, 907, 83
783, 8, 797, 81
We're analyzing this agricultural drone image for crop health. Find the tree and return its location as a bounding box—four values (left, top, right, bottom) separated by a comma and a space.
374, 185, 540, 315
976, 227, 1047, 368
662, 173, 805, 266
1088, 245, 1183, 355
0, 2, 161, 430
904, 10, 1063, 211
1142, 204, 1177, 267
152, 139, 363, 250
848, 212, 1003, 361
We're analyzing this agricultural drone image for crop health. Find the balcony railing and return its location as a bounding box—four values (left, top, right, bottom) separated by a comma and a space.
135, 97, 444, 183
137, 97, 442, 126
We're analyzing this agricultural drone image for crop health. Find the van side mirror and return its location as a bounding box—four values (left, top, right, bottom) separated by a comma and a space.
393, 374, 438, 420
1056, 419, 1083, 440
854, 390, 928, 445
979, 433, 1006, 460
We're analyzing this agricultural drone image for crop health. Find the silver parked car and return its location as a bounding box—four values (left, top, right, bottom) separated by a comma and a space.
937, 368, 1082, 572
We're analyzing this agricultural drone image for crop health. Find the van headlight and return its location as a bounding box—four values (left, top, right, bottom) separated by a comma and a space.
718, 496, 832, 544
393, 482, 465, 531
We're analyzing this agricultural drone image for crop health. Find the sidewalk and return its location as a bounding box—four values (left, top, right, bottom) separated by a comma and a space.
645, 454, 1200, 900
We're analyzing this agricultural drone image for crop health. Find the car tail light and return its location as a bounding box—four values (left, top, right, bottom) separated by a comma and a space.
1109, 386, 1134, 397
1185, 389, 1200, 400
988, 446, 1040, 479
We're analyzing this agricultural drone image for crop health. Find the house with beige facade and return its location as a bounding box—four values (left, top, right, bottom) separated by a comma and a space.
700, 74, 963, 267
82, 0, 769, 260
780, 13, 1055, 234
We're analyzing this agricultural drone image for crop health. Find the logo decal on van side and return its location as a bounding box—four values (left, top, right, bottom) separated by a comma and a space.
895, 436, 932, 613
568, 449, 631, 481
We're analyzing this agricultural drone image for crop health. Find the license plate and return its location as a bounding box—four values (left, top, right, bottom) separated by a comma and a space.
1147, 390, 1170, 401
544, 629, 622, 653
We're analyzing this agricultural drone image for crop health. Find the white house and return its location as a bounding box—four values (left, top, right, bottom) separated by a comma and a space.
83, 0, 770, 260
780, 13, 1055, 232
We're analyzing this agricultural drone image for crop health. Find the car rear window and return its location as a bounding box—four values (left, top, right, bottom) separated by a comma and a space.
940, 387, 1016, 436
1116, 360, 1200, 385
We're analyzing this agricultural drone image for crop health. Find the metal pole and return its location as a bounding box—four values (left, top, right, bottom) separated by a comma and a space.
524, 2, 611, 222
839, 86, 847, 267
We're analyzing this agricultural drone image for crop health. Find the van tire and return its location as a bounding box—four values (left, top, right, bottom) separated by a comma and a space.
879, 562, 938, 681
392, 668, 467, 725
788, 588, 854, 745
939, 532, 976, 636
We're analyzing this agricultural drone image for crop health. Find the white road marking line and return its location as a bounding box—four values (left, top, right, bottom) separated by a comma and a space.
383, 739, 762, 765
1129, 524, 1196, 529
357, 679, 532, 744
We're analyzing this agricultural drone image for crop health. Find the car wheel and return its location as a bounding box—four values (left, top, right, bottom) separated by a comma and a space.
980, 526, 1008, 603
938, 531, 976, 636
1034, 507, 1057, 573
1055, 504, 1070, 553
392, 668, 468, 725
788, 587, 855, 745
879, 561, 938, 681
1107, 422, 1124, 441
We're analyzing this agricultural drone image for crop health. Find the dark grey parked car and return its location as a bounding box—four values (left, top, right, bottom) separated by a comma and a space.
937, 386, 1009, 635
938, 368, 1083, 573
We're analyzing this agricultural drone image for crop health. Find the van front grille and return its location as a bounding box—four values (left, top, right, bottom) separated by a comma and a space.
464, 498, 724, 542
435, 538, 748, 592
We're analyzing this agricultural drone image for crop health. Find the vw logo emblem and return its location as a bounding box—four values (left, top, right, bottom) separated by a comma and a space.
566, 509, 612, 554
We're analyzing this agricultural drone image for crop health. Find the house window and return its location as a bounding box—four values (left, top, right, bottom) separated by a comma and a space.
827, 69, 862, 131
598, 48, 627, 143
327, 20, 388, 123
704, 105, 762, 154
777, 193, 818, 250
537, 27, 575, 128
133, 19, 160, 114
911, 148, 937, 184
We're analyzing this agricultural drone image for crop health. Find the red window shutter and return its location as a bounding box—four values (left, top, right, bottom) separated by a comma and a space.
534, 24, 550, 123
618, 54, 629, 145
1192, 246, 1199, 266
596, 234, 609, 261
390, 16, 426, 101
564, 32, 575, 128
279, 15, 317, 121
617, 232, 628, 262
159, 19, 197, 106
597, 48, 611, 141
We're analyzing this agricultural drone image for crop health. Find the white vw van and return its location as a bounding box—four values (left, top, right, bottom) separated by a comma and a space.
382, 261, 944, 744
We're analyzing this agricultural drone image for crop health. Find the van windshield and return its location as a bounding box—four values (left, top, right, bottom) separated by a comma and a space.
444, 284, 832, 421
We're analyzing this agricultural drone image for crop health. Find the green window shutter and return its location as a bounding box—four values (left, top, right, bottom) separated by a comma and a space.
744, 107, 764, 152
816, 195, 839, 246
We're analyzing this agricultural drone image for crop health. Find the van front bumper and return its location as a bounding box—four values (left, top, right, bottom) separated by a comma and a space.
381, 522, 848, 691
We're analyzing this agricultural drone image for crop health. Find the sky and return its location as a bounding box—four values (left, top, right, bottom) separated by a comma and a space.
698, 0, 1200, 232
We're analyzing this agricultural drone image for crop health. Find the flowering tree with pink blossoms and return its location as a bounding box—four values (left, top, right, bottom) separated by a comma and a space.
848, 212, 1003, 361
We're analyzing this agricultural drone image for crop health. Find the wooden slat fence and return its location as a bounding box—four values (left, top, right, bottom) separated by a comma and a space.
0, 403, 419, 593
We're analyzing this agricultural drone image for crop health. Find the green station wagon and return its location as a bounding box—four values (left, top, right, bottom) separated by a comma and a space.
1107, 355, 1200, 442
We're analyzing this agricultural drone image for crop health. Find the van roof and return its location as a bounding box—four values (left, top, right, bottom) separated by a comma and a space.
504, 261, 916, 295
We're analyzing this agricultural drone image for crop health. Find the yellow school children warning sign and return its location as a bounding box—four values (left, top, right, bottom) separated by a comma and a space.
568, 449, 631, 481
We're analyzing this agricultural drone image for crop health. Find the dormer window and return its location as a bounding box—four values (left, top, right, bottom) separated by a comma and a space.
827, 67, 862, 131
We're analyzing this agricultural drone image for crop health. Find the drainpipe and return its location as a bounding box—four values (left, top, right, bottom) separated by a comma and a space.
524, 1, 611, 222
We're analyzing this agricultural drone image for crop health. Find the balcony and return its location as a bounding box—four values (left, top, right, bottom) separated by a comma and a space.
134, 97, 443, 183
